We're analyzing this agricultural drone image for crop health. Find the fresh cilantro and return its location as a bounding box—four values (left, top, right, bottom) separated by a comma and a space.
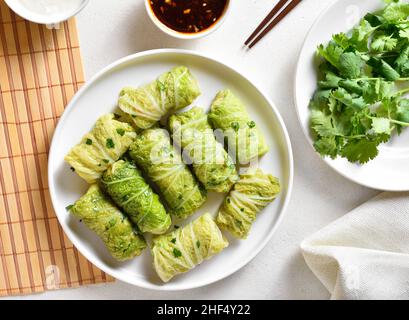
367, 57, 400, 81
313, 136, 338, 159
350, 20, 377, 51
395, 45, 409, 76
317, 42, 343, 69
85, 138, 93, 145
332, 33, 350, 49
106, 138, 115, 149
170, 238, 176, 244
65, 204, 74, 211
339, 52, 362, 79
319, 73, 342, 89
341, 138, 380, 164
397, 99, 409, 122
172, 248, 182, 258
399, 29, 409, 40
362, 79, 393, 104
310, 0, 409, 164
116, 128, 125, 136
332, 88, 366, 110
231, 122, 240, 132
196, 240, 201, 248
371, 35, 397, 52
364, 13, 384, 27
383, 2, 409, 22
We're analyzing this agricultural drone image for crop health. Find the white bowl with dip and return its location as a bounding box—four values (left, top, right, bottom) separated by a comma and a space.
4, 0, 89, 25
145, 0, 231, 40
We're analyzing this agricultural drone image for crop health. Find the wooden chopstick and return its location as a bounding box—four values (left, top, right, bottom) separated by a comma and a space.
244, 0, 289, 46
245, 0, 302, 49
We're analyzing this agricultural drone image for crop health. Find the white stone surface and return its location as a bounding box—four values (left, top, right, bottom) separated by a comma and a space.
7, 0, 379, 300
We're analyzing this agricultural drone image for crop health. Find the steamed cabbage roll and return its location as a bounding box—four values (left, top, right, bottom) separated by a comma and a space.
65, 114, 136, 183
101, 160, 172, 235
169, 107, 238, 193
151, 213, 228, 282
216, 168, 280, 239
69, 184, 146, 261
118, 66, 201, 130
129, 128, 207, 219
208, 89, 268, 164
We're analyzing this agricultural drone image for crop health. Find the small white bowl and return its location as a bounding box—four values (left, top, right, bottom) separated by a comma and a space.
4, 0, 90, 25
145, 0, 231, 39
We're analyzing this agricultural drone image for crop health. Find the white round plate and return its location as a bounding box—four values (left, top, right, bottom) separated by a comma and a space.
295, 0, 409, 191
48, 49, 293, 291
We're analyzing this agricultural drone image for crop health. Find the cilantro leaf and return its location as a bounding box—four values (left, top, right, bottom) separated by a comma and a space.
371, 35, 398, 52
116, 128, 125, 136
310, 110, 339, 137
318, 73, 342, 89
341, 138, 380, 164
395, 45, 409, 75
367, 57, 400, 81
332, 33, 351, 49
397, 99, 409, 123
339, 79, 364, 95
332, 88, 367, 110
364, 13, 384, 27
317, 42, 343, 69
383, 2, 409, 22
350, 20, 376, 51
172, 248, 182, 258
313, 136, 338, 159
106, 138, 115, 149
362, 79, 393, 103
309, 0, 409, 164
399, 28, 409, 40
339, 52, 362, 78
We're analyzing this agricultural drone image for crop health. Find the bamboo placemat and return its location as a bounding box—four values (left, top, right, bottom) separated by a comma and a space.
0, 1, 114, 296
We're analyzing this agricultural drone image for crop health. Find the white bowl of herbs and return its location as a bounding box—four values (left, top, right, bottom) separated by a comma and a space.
295, 0, 409, 191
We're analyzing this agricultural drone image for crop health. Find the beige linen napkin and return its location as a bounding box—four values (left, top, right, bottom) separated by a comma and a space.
301, 192, 409, 300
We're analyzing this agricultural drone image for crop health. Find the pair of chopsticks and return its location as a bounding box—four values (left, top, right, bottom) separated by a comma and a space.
245, 0, 302, 49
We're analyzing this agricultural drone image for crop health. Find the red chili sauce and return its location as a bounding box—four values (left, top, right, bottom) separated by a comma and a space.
149, 0, 228, 34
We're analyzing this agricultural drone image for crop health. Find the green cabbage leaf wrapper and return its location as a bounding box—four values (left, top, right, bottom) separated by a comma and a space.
64, 114, 136, 183
151, 213, 228, 282
129, 128, 207, 219
208, 89, 268, 164
169, 107, 238, 193
118, 66, 201, 130
70, 184, 146, 261
101, 160, 171, 235
217, 168, 280, 239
